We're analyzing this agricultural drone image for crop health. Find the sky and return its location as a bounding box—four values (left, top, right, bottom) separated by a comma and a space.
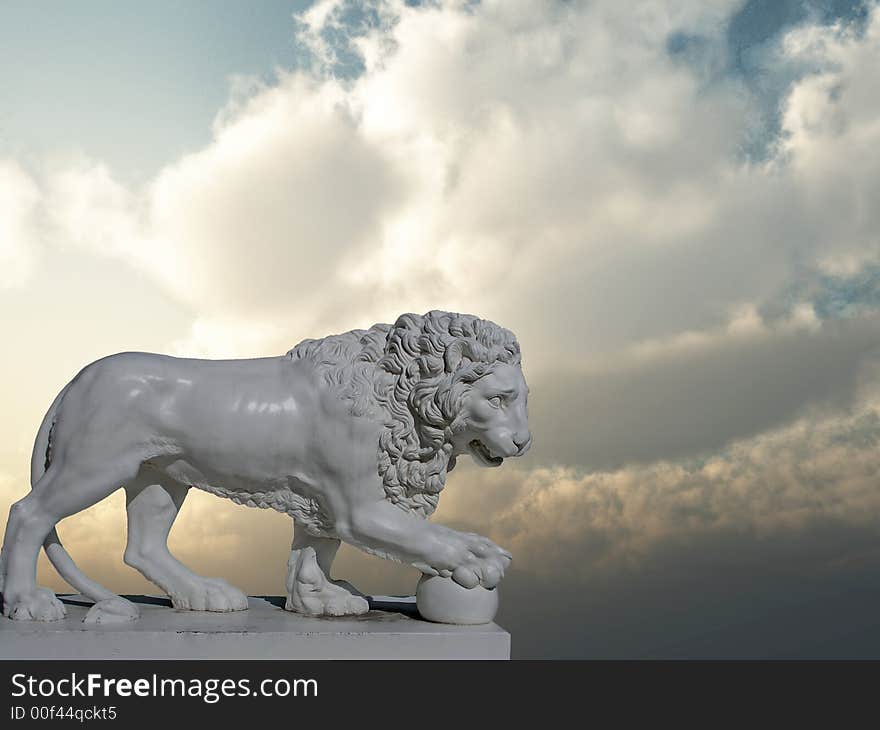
2, 0, 880, 658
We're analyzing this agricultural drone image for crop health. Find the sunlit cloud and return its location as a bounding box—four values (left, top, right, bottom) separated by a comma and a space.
439, 399, 880, 579
0, 160, 41, 289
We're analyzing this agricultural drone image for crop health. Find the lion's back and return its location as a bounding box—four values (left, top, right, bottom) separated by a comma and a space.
51, 352, 316, 462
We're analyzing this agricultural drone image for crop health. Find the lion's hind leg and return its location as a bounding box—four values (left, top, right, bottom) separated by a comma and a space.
3, 456, 140, 621
284, 529, 369, 617
123, 476, 247, 612
1, 490, 65, 621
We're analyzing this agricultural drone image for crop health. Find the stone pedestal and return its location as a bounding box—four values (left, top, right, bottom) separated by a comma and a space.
0, 594, 510, 660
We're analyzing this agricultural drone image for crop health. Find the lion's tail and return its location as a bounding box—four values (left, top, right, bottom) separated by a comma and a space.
5, 383, 127, 610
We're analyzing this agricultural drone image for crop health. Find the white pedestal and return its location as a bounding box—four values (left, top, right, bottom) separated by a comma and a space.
0, 594, 510, 660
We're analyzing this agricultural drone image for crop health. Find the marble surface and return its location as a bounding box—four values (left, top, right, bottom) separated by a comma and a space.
0, 594, 510, 660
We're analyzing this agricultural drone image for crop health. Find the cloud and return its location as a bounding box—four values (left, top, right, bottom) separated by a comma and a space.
525, 309, 880, 470
166, 316, 284, 359
21, 0, 876, 369
144, 74, 405, 319
0, 160, 40, 289
436, 398, 880, 582
0, 2, 865, 353
41, 76, 404, 331
434, 386, 880, 656
9, 1, 751, 337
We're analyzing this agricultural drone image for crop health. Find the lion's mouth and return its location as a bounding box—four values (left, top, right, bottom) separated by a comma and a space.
469, 439, 503, 467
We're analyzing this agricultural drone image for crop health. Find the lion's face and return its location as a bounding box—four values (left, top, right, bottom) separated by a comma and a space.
454, 362, 532, 468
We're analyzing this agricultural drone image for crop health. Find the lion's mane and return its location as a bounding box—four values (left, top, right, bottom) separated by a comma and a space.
287, 311, 521, 517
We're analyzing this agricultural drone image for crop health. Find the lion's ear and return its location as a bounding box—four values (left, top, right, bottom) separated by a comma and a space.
444, 340, 466, 373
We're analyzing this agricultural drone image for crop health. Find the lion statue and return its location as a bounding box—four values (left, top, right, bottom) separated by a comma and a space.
0, 311, 532, 623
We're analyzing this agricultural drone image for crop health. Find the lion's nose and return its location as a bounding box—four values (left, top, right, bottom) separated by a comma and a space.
514, 434, 532, 455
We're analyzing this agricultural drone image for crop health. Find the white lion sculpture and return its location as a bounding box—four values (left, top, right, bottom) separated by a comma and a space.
0, 311, 531, 623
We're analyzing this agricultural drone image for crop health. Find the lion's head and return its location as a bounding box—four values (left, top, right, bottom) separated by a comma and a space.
288, 310, 532, 517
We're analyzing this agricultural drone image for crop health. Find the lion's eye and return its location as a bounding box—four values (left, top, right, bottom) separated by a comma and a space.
487, 395, 503, 408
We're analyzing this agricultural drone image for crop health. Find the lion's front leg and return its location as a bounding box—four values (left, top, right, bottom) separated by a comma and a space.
341, 501, 511, 589
285, 527, 369, 617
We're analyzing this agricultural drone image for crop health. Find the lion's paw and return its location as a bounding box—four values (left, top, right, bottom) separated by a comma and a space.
3, 586, 66, 621
433, 530, 512, 589
285, 547, 369, 617
170, 578, 248, 612
294, 588, 370, 617
84, 597, 140, 624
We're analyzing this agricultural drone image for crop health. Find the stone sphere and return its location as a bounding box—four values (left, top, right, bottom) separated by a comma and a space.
416, 575, 499, 625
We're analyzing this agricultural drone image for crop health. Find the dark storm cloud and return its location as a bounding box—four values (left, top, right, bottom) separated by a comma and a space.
498, 525, 880, 658
526, 314, 880, 471
434, 401, 880, 657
